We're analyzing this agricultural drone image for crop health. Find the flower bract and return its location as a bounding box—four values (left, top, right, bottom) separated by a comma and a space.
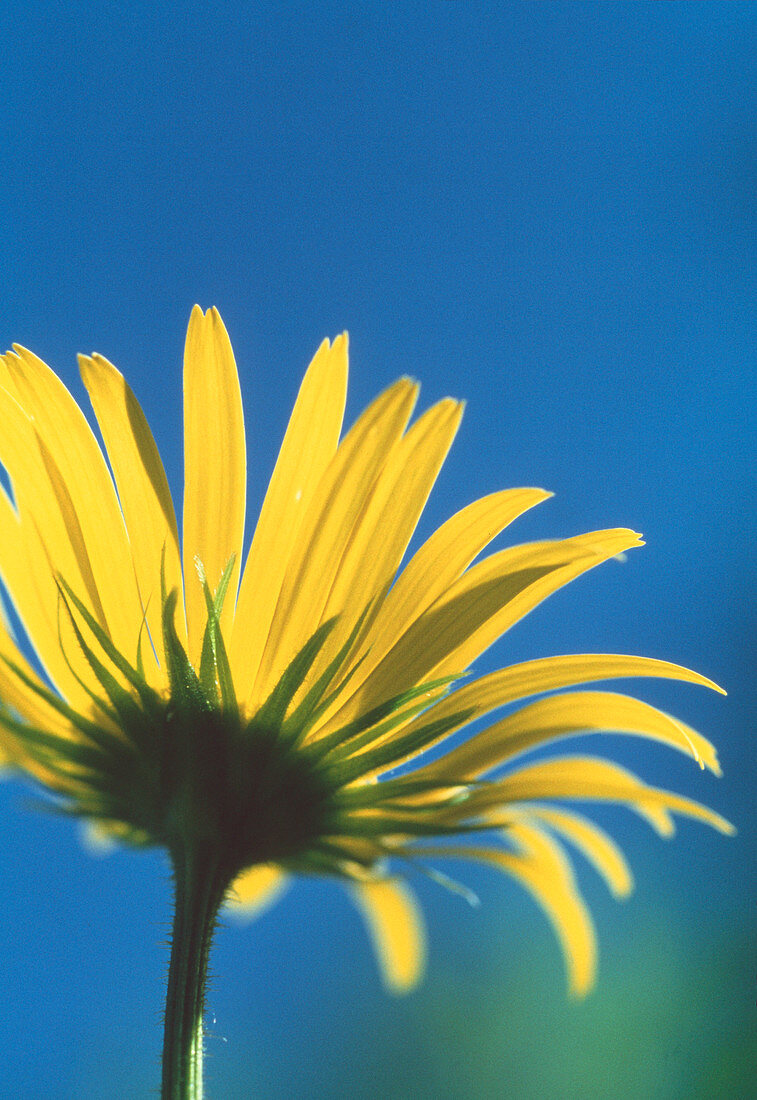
0, 307, 732, 997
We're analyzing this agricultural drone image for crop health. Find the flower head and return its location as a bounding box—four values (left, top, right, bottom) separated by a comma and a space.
0, 307, 732, 997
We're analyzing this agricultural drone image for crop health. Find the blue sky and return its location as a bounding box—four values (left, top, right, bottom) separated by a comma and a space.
1, 3, 754, 1096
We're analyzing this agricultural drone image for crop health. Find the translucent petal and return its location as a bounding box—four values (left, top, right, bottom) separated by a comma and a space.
307, 398, 463, 688
480, 756, 735, 835
230, 336, 348, 698
465, 824, 597, 996
0, 614, 78, 737
322, 529, 643, 737
423, 690, 720, 779
409, 652, 723, 733
5, 347, 144, 660
79, 352, 184, 680
510, 805, 633, 898
182, 306, 246, 663
0, 398, 113, 703
251, 377, 418, 707
313, 487, 550, 728
350, 877, 426, 993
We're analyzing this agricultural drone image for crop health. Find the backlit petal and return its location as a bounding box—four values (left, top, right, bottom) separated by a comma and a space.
511, 805, 633, 898
351, 877, 426, 993
230, 336, 348, 699
422, 690, 720, 779
80, 352, 184, 679
308, 398, 464, 687
312, 487, 551, 728
183, 306, 246, 662
481, 756, 735, 835
251, 377, 418, 706
321, 529, 643, 737
5, 348, 144, 659
465, 825, 597, 996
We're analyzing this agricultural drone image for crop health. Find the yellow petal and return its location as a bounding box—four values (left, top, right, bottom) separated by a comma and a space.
0, 384, 122, 702
311, 487, 551, 732
79, 352, 184, 678
322, 529, 643, 737
366, 652, 724, 777
4, 347, 145, 660
485, 756, 735, 835
182, 306, 246, 663
308, 398, 464, 687
414, 652, 723, 733
424, 690, 720, 779
350, 877, 426, 993
0, 618, 79, 736
466, 825, 597, 997
512, 805, 633, 898
229, 336, 348, 699
429, 530, 644, 679
225, 864, 288, 918
251, 377, 418, 706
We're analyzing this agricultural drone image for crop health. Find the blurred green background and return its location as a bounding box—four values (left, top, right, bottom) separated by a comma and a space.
1, 3, 754, 1096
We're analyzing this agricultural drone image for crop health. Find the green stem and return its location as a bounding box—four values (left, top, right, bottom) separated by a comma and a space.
162, 847, 228, 1100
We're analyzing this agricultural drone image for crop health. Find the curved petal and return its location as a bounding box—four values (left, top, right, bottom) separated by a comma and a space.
350, 877, 426, 993
321, 529, 643, 737
0, 356, 143, 660
182, 306, 246, 663
422, 690, 720, 780
462, 756, 735, 835
358, 653, 724, 778
230, 336, 348, 698
510, 805, 633, 899
0, 395, 117, 703
5, 347, 144, 659
462, 825, 597, 997
312, 487, 551, 728
404, 652, 723, 739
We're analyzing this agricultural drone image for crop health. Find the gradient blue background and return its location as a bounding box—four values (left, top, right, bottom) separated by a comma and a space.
1, 3, 754, 1097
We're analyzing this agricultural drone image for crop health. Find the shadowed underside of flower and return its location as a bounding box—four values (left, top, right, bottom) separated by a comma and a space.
0, 307, 732, 1000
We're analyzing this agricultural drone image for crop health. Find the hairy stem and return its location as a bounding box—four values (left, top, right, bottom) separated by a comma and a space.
162, 847, 228, 1100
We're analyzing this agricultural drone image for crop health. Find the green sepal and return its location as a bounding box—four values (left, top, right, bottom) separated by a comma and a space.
326, 708, 475, 785
328, 813, 500, 839
294, 839, 384, 875
333, 775, 477, 809
280, 605, 374, 742
135, 606, 151, 681
31, 796, 155, 846
54, 591, 118, 725
252, 617, 339, 733
56, 577, 162, 715
0, 708, 115, 775
161, 588, 211, 712
307, 675, 460, 764
196, 555, 237, 715
392, 857, 481, 907
56, 584, 149, 730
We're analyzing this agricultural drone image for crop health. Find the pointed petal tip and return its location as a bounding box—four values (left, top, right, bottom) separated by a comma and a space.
187, 304, 209, 332
209, 306, 230, 333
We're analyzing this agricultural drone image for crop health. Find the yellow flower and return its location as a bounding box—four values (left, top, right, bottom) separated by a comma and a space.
0, 306, 732, 1000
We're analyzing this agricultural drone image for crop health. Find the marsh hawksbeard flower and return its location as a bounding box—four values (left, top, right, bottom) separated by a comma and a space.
0, 307, 732, 1095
